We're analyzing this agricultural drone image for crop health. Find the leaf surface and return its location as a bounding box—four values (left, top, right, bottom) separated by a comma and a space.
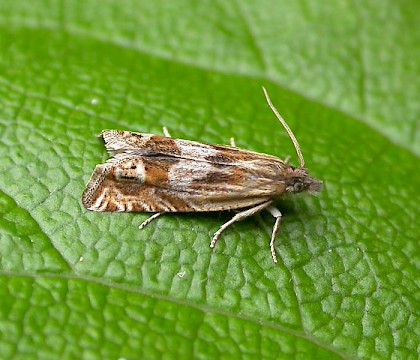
0, 1, 419, 359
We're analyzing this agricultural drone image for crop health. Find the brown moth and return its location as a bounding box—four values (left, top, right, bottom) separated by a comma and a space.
82, 87, 322, 263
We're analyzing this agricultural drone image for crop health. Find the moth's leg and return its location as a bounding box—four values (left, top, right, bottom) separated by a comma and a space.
139, 213, 163, 230
283, 156, 291, 164
266, 205, 282, 263
230, 137, 236, 147
162, 127, 172, 138
210, 201, 272, 249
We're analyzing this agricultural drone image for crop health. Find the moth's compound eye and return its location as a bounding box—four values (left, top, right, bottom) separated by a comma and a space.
294, 182, 305, 192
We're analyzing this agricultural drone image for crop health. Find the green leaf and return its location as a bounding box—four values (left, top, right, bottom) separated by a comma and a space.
0, 1, 418, 359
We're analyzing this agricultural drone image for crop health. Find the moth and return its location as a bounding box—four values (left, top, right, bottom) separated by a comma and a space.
82, 87, 322, 263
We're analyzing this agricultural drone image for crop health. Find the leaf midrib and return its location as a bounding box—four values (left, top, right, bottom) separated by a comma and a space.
0, 21, 417, 156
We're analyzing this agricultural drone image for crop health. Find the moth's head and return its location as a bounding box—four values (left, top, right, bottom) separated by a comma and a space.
286, 167, 322, 194
262, 87, 321, 195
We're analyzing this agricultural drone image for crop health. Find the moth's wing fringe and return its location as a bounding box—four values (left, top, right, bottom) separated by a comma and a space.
82, 164, 110, 209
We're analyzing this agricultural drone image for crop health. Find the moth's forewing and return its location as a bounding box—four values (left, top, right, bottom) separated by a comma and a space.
82, 131, 291, 212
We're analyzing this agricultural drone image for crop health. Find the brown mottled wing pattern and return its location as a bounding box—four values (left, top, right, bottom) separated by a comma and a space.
82, 130, 289, 212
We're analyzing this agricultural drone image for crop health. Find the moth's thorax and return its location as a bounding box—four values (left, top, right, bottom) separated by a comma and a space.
282, 166, 322, 194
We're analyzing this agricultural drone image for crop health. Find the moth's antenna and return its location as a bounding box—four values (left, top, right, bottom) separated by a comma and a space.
262, 87, 305, 168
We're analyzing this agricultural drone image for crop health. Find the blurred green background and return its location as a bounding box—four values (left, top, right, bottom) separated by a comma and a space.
0, 1, 419, 359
